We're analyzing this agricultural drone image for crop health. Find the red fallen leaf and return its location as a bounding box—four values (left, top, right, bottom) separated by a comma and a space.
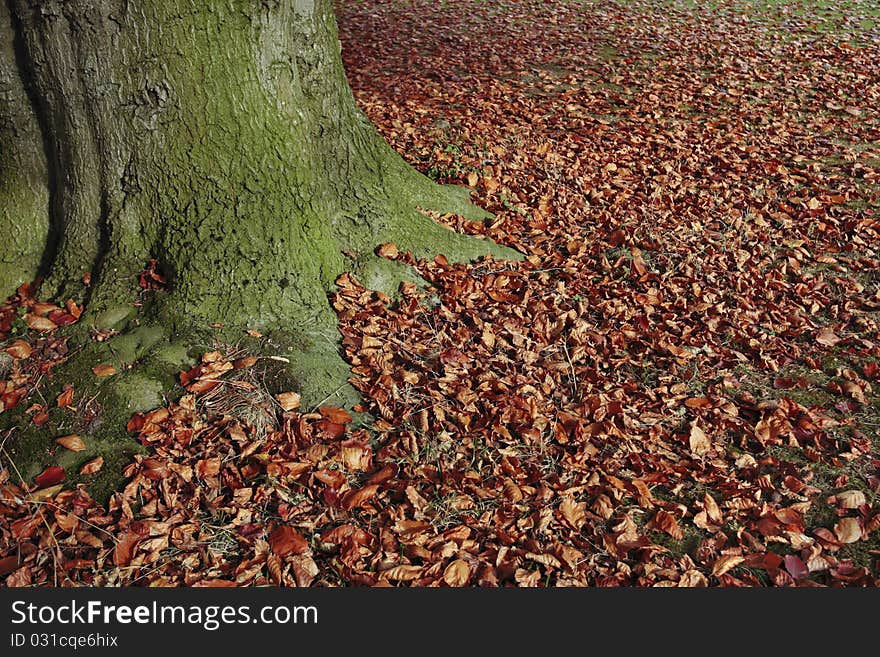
784, 555, 809, 580
79, 456, 103, 475
269, 525, 309, 557
864, 362, 880, 380
684, 397, 712, 409
32, 411, 50, 427
315, 420, 346, 439
48, 311, 77, 326
34, 466, 65, 488
187, 378, 220, 394
773, 377, 798, 389
319, 406, 353, 424
56, 387, 75, 408
126, 413, 145, 433
5, 340, 31, 359
179, 365, 203, 387
2, 388, 27, 412
816, 328, 841, 347
0, 555, 21, 576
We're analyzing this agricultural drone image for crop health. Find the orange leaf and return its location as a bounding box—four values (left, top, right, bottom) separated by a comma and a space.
320, 406, 352, 424
56, 435, 86, 452
342, 484, 379, 510
377, 243, 399, 259
560, 497, 586, 530
56, 387, 75, 408
92, 364, 117, 377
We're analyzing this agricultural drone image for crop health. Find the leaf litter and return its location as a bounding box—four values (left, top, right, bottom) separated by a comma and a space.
1, 0, 879, 586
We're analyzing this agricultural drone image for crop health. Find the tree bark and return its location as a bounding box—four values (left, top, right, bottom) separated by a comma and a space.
0, 0, 518, 495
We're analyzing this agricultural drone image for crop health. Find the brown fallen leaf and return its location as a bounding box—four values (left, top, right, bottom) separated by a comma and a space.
377, 242, 399, 259
711, 554, 744, 577
275, 391, 301, 411
269, 525, 309, 557
688, 421, 711, 457
92, 364, 117, 377
56, 435, 86, 452
443, 559, 470, 586
381, 564, 422, 581
26, 314, 57, 331
56, 387, 75, 408
836, 490, 866, 509
79, 456, 103, 475
834, 517, 861, 544
816, 328, 841, 347
5, 340, 31, 359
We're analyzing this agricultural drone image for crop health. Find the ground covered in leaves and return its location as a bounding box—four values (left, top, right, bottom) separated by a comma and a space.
1, 0, 879, 586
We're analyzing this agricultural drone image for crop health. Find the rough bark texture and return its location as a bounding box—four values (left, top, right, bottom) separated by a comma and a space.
0, 2, 49, 299
0, 0, 518, 496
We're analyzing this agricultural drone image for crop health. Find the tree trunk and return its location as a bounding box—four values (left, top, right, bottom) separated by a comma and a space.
0, 0, 517, 496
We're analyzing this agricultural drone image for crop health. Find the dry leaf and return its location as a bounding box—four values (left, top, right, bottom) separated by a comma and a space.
836, 490, 866, 509
79, 456, 103, 475
688, 421, 711, 457
92, 364, 117, 377
834, 517, 861, 544
56, 435, 86, 452
711, 555, 744, 577
275, 391, 301, 411
443, 559, 470, 586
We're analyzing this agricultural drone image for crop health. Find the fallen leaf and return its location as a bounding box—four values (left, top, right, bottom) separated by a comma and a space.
834, 517, 861, 544
269, 526, 309, 557
92, 364, 117, 377
79, 456, 103, 475
836, 490, 866, 509
56, 435, 86, 452
816, 328, 841, 347
5, 340, 31, 359
443, 559, 470, 586
688, 421, 711, 457
34, 466, 65, 488
275, 391, 301, 411
711, 555, 744, 577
